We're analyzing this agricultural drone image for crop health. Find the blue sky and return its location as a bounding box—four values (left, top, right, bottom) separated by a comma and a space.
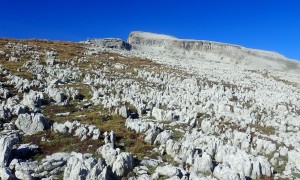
1, 0, 300, 60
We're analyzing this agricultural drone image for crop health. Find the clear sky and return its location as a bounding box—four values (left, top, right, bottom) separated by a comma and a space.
1, 0, 300, 60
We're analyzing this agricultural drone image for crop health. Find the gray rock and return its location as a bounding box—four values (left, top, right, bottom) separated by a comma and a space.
52, 122, 68, 134
63, 152, 105, 180
3, 123, 16, 131
118, 105, 128, 118
213, 164, 241, 180
154, 130, 172, 145
21, 90, 44, 110
140, 159, 159, 167
15, 113, 49, 135
85, 161, 105, 179
87, 38, 131, 50
0, 135, 18, 167
125, 118, 150, 133
14, 161, 38, 180
55, 112, 70, 117
144, 127, 161, 144
112, 152, 134, 177
92, 129, 100, 140
193, 152, 213, 173
155, 165, 184, 178
98, 144, 119, 167
0, 167, 14, 180
74, 126, 88, 141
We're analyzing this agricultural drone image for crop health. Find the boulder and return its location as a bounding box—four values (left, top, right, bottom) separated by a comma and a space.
152, 107, 165, 121
125, 118, 150, 133
193, 152, 213, 173
52, 122, 68, 134
21, 90, 44, 110
155, 165, 184, 178
15, 113, 49, 135
40, 152, 70, 170
74, 126, 88, 141
14, 161, 38, 180
213, 164, 241, 180
154, 130, 172, 145
0, 135, 18, 168
98, 144, 119, 166
87, 38, 131, 50
112, 152, 134, 177
144, 127, 161, 144
118, 105, 128, 118
63, 152, 105, 180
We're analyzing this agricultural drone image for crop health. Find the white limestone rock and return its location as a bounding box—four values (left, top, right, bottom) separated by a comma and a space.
15, 113, 49, 135
98, 144, 119, 167
63, 152, 105, 180
201, 119, 214, 134
74, 126, 88, 141
213, 164, 241, 180
193, 152, 213, 173
140, 159, 159, 167
125, 118, 150, 133
87, 38, 131, 50
154, 130, 172, 145
152, 107, 167, 121
0, 167, 14, 180
118, 105, 128, 118
254, 138, 277, 155
14, 161, 38, 180
112, 152, 134, 177
0, 134, 18, 168
155, 165, 185, 178
21, 90, 44, 110
288, 150, 300, 172
52, 122, 68, 134
144, 127, 161, 144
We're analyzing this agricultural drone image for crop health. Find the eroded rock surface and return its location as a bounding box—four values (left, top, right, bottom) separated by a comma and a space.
0, 33, 300, 179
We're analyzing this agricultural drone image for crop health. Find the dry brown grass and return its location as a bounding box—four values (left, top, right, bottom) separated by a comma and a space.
249, 124, 276, 135
22, 130, 104, 161
42, 103, 155, 159
1, 37, 173, 161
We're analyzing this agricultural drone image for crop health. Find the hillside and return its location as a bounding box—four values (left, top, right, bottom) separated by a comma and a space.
0, 33, 300, 179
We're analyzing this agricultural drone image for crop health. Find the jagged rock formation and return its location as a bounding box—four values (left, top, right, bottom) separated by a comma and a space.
86, 38, 131, 50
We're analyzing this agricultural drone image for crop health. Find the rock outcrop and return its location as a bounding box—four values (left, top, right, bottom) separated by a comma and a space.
128, 31, 300, 74
87, 38, 131, 50
15, 113, 49, 135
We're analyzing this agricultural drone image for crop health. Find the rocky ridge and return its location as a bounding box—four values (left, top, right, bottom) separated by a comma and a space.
0, 32, 299, 179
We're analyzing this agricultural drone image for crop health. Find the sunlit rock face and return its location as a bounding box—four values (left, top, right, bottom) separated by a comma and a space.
128, 31, 300, 74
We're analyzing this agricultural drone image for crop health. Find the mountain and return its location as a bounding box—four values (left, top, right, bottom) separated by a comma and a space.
128, 31, 300, 74
0, 33, 299, 179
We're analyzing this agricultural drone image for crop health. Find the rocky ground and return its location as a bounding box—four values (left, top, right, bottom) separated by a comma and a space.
0, 32, 300, 180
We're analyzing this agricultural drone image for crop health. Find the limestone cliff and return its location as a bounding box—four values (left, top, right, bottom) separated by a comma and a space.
128, 31, 300, 74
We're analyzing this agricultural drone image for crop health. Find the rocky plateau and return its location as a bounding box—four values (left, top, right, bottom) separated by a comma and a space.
0, 31, 300, 179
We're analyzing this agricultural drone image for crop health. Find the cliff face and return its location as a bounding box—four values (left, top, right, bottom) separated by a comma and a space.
128, 31, 300, 74
128, 31, 286, 61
